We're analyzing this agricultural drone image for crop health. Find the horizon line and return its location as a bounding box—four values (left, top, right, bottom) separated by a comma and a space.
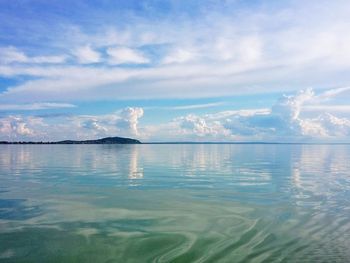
1, 141, 350, 145
143, 141, 350, 145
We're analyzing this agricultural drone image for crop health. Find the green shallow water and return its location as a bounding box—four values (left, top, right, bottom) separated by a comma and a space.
0, 144, 350, 262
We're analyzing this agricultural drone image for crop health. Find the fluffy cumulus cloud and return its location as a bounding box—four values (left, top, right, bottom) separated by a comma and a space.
264, 88, 350, 139
116, 107, 144, 135
175, 115, 230, 139
0, 107, 144, 141
223, 89, 350, 141
69, 107, 144, 140
80, 118, 108, 135
0, 116, 44, 140
1, 89, 350, 142
143, 87, 350, 142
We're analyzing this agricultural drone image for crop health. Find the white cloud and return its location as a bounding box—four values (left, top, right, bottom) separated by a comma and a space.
0, 46, 66, 64
146, 102, 225, 110
169, 102, 224, 110
218, 88, 350, 140
73, 45, 101, 64
0, 116, 44, 140
272, 88, 314, 121
144, 88, 350, 142
214, 36, 262, 63
176, 114, 230, 139
142, 114, 232, 142
31, 56, 66, 64
205, 109, 271, 120
315, 87, 350, 101
0, 46, 27, 64
303, 105, 350, 113
80, 118, 108, 137
316, 113, 350, 137
107, 47, 149, 64
0, 102, 76, 111
162, 48, 196, 64
2, 1, 350, 101
117, 107, 144, 135
70, 107, 144, 139
1, 88, 350, 142
2, 1, 350, 142
0, 107, 144, 141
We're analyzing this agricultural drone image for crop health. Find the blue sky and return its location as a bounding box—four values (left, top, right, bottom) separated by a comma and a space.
1, 0, 350, 142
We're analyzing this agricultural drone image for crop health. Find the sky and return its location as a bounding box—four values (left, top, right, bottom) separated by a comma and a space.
1, 0, 350, 142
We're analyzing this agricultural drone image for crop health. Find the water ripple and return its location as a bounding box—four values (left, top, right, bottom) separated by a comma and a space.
0, 144, 350, 262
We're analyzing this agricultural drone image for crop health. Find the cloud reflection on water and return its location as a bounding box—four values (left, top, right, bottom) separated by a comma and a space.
1, 144, 350, 262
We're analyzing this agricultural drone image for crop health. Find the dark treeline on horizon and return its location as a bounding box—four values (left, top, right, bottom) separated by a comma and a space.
0, 136, 141, 144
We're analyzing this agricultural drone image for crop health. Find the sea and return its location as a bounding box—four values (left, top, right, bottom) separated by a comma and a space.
0, 144, 350, 262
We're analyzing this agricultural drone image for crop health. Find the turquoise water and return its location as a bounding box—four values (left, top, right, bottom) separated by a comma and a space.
0, 144, 350, 262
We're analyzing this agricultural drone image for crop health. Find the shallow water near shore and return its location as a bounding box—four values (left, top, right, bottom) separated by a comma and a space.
0, 144, 350, 262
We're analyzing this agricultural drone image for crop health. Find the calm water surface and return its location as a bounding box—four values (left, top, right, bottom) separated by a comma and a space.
0, 144, 350, 262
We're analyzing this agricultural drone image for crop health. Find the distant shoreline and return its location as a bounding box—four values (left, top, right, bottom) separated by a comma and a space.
0, 136, 141, 145
1, 141, 350, 145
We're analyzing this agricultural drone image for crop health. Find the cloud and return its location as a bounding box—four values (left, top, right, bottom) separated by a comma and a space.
2, 0, 350, 142
2, 1, 350, 101
144, 87, 350, 142
0, 46, 27, 64
116, 107, 144, 135
318, 86, 350, 98
142, 114, 232, 142
176, 114, 230, 139
73, 45, 101, 64
0, 116, 44, 140
214, 36, 262, 63
0, 102, 76, 111
218, 88, 350, 140
303, 105, 350, 113
0, 107, 144, 141
316, 113, 350, 137
0, 46, 66, 64
1, 88, 350, 142
80, 118, 108, 136
162, 48, 196, 64
169, 102, 224, 110
30, 56, 66, 64
146, 102, 225, 110
272, 88, 314, 121
229, 88, 350, 140
205, 109, 271, 120
107, 47, 149, 64
73, 107, 144, 139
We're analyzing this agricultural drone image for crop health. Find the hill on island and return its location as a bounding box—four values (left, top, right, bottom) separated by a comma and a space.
0, 136, 141, 144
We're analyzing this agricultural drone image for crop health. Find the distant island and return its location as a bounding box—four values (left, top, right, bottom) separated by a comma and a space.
0, 136, 141, 144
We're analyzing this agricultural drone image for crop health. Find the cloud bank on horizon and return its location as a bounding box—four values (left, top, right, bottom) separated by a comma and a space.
1, 0, 350, 142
